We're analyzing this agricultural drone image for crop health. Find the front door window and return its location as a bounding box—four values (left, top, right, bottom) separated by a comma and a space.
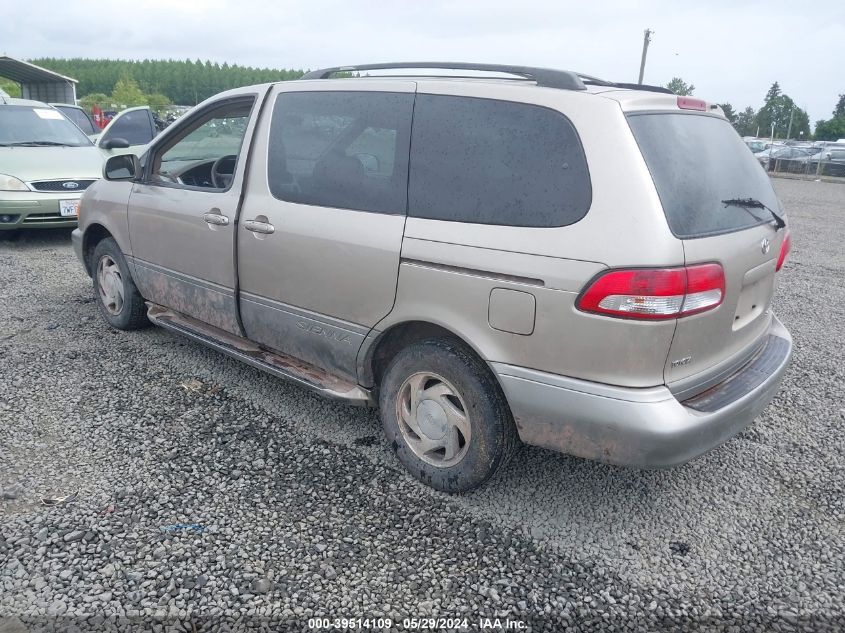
151, 101, 254, 190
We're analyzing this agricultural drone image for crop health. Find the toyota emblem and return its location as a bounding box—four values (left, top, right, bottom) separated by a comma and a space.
62, 181, 79, 189
761, 238, 771, 254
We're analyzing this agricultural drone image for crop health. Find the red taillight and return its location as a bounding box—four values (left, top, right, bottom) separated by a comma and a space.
677, 96, 707, 111
577, 263, 725, 320
776, 231, 791, 272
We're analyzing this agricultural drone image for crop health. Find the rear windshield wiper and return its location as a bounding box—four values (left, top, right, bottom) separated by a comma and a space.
721, 197, 786, 231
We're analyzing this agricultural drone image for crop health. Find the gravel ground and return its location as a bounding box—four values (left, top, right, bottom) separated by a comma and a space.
0, 178, 842, 632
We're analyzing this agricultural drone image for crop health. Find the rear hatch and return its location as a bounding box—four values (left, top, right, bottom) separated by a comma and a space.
627, 111, 789, 395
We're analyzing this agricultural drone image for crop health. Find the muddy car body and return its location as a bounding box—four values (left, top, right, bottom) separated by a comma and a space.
72, 63, 793, 491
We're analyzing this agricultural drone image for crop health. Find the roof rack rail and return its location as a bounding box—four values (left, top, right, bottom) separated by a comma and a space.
578, 75, 675, 95
300, 62, 587, 91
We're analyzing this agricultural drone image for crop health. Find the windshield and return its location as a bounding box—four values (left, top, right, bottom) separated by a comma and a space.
628, 113, 779, 238
0, 105, 93, 147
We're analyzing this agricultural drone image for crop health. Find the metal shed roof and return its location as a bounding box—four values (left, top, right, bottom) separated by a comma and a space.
0, 55, 78, 104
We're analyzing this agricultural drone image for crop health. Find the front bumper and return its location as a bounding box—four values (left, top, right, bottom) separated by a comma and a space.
494, 315, 792, 468
0, 193, 81, 230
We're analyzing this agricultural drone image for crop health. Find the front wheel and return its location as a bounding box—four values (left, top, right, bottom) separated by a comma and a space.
91, 237, 148, 331
379, 339, 519, 492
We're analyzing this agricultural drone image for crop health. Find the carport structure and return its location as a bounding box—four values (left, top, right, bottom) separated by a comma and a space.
0, 55, 77, 104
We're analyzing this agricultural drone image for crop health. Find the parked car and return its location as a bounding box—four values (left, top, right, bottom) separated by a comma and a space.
72, 62, 793, 492
93, 106, 158, 154
51, 103, 98, 137
744, 139, 773, 153
755, 146, 816, 171
807, 148, 845, 177
0, 100, 160, 231
0, 98, 103, 230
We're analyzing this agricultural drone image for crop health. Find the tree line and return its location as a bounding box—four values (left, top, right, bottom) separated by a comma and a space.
5, 59, 842, 141
665, 77, 843, 141
30, 58, 305, 106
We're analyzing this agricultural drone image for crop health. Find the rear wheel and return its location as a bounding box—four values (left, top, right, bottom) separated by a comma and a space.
379, 338, 519, 492
92, 238, 148, 331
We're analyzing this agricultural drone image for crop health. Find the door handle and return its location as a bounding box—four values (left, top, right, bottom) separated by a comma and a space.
203, 212, 230, 226
244, 219, 275, 235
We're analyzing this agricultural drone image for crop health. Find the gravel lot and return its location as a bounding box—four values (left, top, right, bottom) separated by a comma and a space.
1, 178, 842, 632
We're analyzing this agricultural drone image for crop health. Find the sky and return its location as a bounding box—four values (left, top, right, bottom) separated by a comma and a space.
3, 0, 844, 123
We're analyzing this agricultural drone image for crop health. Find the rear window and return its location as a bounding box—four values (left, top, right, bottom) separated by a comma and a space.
103, 110, 155, 146
628, 113, 779, 238
408, 95, 591, 227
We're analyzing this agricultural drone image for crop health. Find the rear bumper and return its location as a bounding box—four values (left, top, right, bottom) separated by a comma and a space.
494, 314, 792, 468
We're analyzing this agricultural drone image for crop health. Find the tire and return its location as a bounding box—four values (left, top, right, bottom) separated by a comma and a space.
91, 237, 148, 331
379, 338, 519, 493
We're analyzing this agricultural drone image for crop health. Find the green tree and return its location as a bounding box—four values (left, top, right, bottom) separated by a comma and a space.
666, 77, 695, 96
764, 82, 781, 103
0, 79, 21, 97
145, 92, 172, 113
30, 57, 303, 105
719, 103, 737, 124
111, 75, 147, 108
814, 117, 845, 141
734, 107, 757, 137
832, 94, 844, 118
755, 82, 810, 139
78, 92, 110, 111
809, 94, 845, 140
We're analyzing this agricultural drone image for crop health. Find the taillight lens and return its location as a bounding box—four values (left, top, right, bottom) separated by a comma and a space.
677, 96, 707, 111
577, 263, 725, 320
776, 231, 791, 272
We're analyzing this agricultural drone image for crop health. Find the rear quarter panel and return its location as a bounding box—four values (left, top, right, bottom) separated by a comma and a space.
378, 81, 685, 387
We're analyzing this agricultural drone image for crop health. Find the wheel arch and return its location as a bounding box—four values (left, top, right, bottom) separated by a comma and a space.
358, 319, 493, 391
81, 223, 114, 275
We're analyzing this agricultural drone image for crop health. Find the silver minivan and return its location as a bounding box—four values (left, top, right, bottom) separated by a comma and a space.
72, 63, 792, 492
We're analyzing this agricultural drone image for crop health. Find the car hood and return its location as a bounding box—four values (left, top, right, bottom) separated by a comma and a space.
0, 145, 104, 183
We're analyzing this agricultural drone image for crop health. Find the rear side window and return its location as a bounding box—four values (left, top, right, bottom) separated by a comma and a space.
59, 107, 96, 135
408, 95, 591, 227
628, 113, 780, 238
268, 91, 413, 215
103, 110, 155, 146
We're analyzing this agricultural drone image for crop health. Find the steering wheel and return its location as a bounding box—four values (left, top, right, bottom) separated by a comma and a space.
211, 154, 238, 189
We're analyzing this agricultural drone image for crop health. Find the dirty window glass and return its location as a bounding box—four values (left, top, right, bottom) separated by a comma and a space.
267, 91, 413, 214
150, 99, 254, 189
408, 95, 591, 227
628, 113, 779, 238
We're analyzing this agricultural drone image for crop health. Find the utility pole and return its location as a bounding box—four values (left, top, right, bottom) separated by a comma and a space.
785, 106, 795, 141
637, 29, 653, 84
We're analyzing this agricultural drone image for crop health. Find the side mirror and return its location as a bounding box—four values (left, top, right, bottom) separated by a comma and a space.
100, 137, 131, 150
104, 154, 142, 181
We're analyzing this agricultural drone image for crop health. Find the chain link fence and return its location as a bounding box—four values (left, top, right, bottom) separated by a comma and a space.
745, 139, 845, 180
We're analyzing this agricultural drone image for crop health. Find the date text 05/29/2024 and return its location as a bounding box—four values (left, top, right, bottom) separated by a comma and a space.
307, 617, 528, 630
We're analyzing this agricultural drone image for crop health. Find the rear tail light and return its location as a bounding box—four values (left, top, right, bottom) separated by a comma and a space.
577, 263, 725, 320
776, 231, 791, 272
